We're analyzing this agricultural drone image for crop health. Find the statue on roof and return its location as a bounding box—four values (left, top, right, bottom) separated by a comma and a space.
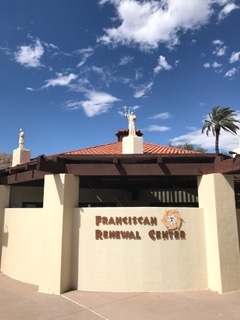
124, 106, 136, 136
19, 128, 24, 149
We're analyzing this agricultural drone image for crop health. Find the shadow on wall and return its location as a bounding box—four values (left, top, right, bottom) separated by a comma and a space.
0, 210, 8, 266
2, 226, 9, 247
52, 175, 64, 206
71, 208, 82, 290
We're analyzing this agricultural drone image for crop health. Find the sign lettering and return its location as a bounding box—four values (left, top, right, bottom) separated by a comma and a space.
95, 215, 186, 241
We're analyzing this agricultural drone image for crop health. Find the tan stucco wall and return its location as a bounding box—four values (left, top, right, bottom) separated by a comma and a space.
39, 174, 79, 295
72, 207, 208, 292
1, 173, 240, 295
198, 174, 240, 293
0, 208, 41, 285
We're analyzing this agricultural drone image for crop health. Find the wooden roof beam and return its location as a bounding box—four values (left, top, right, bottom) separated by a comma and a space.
214, 155, 240, 174
0, 170, 47, 185
65, 162, 215, 176
36, 155, 66, 174
57, 153, 216, 163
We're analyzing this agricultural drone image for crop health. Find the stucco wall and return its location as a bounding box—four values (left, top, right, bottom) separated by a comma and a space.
0, 208, 41, 285
198, 174, 240, 293
1, 178, 239, 294
72, 207, 208, 292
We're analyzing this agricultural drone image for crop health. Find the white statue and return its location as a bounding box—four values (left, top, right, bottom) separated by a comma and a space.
124, 106, 136, 136
19, 128, 24, 149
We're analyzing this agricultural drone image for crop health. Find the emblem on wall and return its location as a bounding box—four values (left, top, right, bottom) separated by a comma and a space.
161, 209, 183, 230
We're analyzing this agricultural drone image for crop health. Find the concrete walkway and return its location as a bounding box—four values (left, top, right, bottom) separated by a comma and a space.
1, 272, 240, 320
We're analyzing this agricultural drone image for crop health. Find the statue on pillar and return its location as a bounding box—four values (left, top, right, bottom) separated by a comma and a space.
124, 106, 136, 136
19, 128, 24, 149
12, 128, 31, 166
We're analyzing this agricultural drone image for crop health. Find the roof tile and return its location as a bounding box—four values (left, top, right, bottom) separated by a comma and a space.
58, 141, 200, 156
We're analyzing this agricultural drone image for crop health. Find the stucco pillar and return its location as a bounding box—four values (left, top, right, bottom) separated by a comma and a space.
38, 174, 79, 295
0, 185, 10, 267
198, 173, 240, 293
12, 147, 30, 166
122, 136, 143, 154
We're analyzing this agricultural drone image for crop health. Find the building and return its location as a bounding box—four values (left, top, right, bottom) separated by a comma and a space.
0, 126, 240, 295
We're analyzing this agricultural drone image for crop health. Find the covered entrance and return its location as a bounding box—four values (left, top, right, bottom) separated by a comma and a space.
1, 134, 240, 295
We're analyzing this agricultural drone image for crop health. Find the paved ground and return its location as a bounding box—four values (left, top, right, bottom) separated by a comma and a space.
1, 272, 240, 320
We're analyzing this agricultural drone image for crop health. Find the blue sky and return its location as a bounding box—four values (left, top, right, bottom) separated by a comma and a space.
1, 0, 240, 157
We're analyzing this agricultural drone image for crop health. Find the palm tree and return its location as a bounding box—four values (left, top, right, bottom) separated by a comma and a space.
202, 106, 240, 155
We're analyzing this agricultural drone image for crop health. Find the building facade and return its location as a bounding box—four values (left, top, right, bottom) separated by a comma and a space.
0, 129, 240, 294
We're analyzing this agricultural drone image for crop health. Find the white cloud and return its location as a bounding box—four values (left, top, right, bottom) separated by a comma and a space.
216, 46, 227, 56
170, 129, 238, 153
154, 55, 172, 74
99, 0, 109, 5
203, 61, 222, 69
212, 61, 222, 68
14, 39, 44, 68
212, 39, 224, 46
170, 130, 209, 147
186, 126, 198, 131
91, 65, 116, 87
175, 59, 180, 66
42, 41, 58, 50
218, 2, 239, 20
119, 55, 134, 65
76, 47, 94, 67
135, 68, 143, 80
121, 77, 132, 84
64, 91, 119, 117
98, 0, 229, 50
224, 67, 238, 78
170, 110, 240, 152
0, 46, 10, 55
215, 0, 229, 4
132, 105, 141, 110
43, 73, 78, 88
133, 81, 153, 98
91, 66, 105, 74
230, 51, 240, 63
144, 125, 170, 132
203, 62, 211, 68
212, 39, 227, 56
149, 112, 172, 120
68, 78, 90, 93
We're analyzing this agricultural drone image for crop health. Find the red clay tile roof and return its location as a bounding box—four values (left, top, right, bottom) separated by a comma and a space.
59, 141, 201, 156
